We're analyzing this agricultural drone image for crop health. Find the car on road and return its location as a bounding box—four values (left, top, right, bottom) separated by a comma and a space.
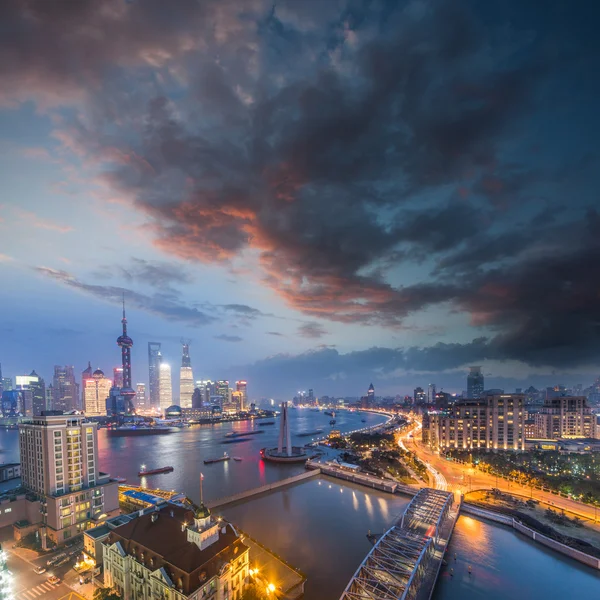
47, 575, 60, 585
34, 566, 46, 575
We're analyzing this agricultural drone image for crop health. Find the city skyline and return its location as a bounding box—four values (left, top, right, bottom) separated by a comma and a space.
1, 1, 599, 398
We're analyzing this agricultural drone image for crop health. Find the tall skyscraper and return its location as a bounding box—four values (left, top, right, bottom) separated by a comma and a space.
45, 385, 53, 413
467, 366, 484, 399
16, 372, 45, 416
148, 342, 162, 409
414, 387, 426, 404
216, 380, 229, 402
428, 383, 436, 404
179, 343, 194, 408
136, 383, 146, 409
81, 362, 93, 410
367, 383, 375, 406
236, 380, 248, 411
116, 298, 136, 406
159, 363, 173, 410
52, 366, 78, 412
19, 413, 119, 545
29, 371, 46, 416
112, 366, 124, 389
84, 368, 112, 417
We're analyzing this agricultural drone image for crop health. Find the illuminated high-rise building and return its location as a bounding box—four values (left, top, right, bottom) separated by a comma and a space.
116, 298, 135, 406
52, 365, 78, 412
19, 413, 119, 545
236, 381, 248, 411
232, 391, 243, 412
216, 380, 229, 404
81, 362, 93, 410
467, 366, 484, 399
148, 342, 162, 409
84, 369, 112, 417
16, 372, 45, 416
179, 343, 194, 408
367, 383, 375, 406
136, 383, 146, 409
113, 367, 124, 389
159, 363, 173, 410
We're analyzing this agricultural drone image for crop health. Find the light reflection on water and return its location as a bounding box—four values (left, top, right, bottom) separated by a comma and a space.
434, 515, 600, 600
223, 477, 409, 600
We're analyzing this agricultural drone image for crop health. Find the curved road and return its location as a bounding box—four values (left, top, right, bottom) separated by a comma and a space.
399, 416, 600, 528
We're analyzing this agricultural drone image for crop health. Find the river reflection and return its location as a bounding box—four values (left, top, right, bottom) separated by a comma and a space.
434, 515, 600, 600
0, 409, 388, 501
223, 476, 410, 600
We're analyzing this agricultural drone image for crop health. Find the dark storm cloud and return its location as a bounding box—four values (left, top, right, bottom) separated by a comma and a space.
34, 267, 214, 327
297, 322, 328, 339
214, 334, 243, 343
7, 0, 600, 372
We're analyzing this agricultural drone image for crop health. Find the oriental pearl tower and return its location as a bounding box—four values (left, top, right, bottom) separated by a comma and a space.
117, 295, 136, 406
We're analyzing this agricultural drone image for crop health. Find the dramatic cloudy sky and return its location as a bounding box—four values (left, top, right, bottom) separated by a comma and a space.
1, 0, 599, 399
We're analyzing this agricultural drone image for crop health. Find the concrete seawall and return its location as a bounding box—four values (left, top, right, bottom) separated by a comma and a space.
461, 503, 600, 570
207, 469, 320, 509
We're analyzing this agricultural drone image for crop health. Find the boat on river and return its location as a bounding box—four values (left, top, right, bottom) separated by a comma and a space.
204, 452, 230, 464
107, 425, 173, 436
258, 421, 276, 426
225, 430, 265, 438
233, 457, 243, 461
138, 465, 173, 476
297, 429, 324, 437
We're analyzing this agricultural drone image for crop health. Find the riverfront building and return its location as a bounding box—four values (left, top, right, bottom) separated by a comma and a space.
426, 394, 525, 451
180, 343, 194, 408
103, 502, 250, 600
18, 412, 119, 544
84, 369, 112, 417
534, 396, 592, 439
159, 363, 173, 411
148, 342, 162, 410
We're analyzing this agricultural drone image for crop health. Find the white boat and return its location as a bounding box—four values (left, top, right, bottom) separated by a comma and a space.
233, 456, 243, 461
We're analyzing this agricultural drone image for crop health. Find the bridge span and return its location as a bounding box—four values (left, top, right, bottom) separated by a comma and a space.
339, 488, 459, 600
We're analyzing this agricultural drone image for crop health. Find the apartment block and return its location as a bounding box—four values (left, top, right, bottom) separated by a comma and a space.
18, 412, 119, 545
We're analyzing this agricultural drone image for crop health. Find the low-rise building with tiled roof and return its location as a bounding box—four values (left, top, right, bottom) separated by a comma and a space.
102, 502, 249, 600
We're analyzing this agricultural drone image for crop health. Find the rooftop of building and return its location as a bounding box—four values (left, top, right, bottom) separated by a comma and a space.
86, 524, 111, 539
121, 489, 168, 506
105, 503, 247, 595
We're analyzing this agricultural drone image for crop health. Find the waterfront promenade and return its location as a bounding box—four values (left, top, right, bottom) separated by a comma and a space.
207, 470, 319, 509
306, 460, 416, 495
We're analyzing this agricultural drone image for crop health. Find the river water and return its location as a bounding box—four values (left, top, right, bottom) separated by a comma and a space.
1, 409, 599, 599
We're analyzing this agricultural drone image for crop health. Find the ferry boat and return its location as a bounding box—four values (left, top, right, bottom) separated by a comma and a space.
138, 465, 174, 476
204, 452, 230, 464
106, 425, 173, 436
224, 430, 265, 439
297, 429, 324, 437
